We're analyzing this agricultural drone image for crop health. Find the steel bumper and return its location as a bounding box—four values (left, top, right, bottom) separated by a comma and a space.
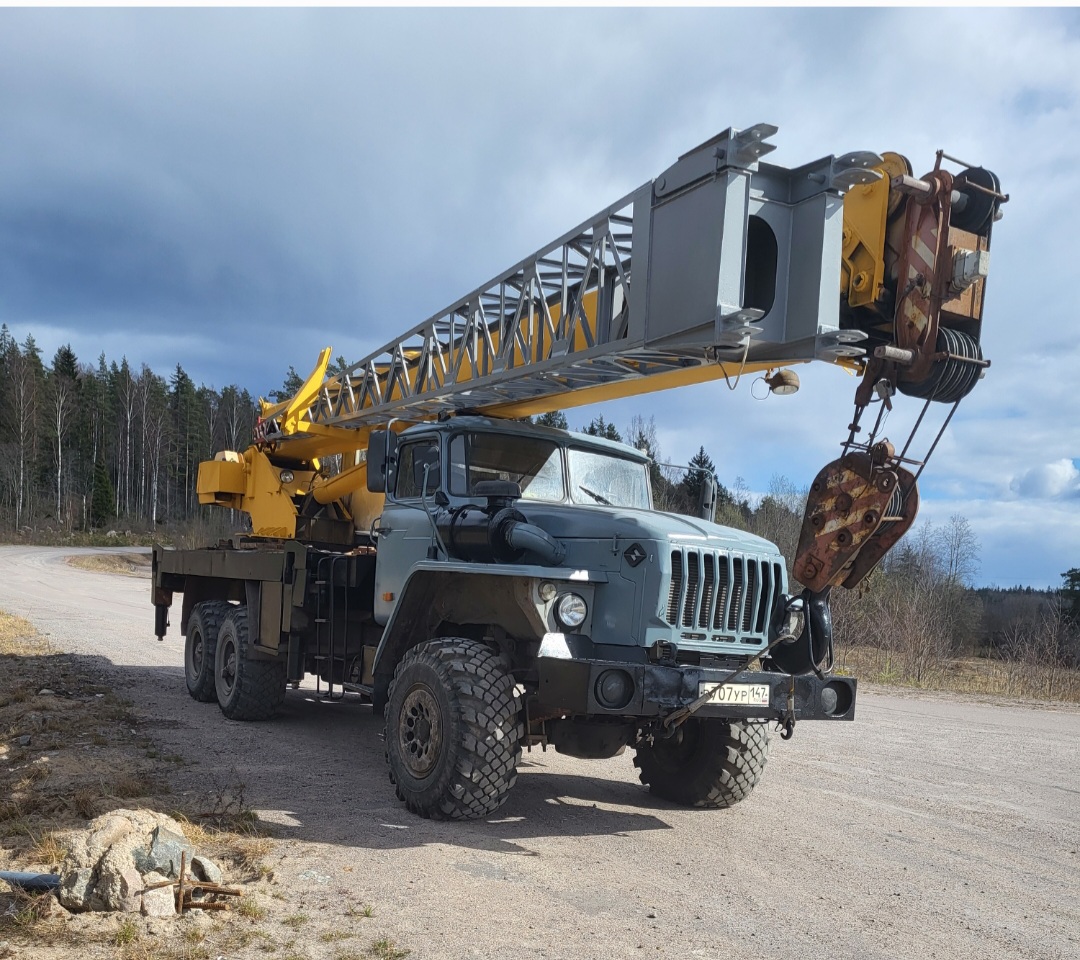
537, 656, 856, 722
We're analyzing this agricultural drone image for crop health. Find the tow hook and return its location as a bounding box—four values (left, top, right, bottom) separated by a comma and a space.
780, 686, 796, 740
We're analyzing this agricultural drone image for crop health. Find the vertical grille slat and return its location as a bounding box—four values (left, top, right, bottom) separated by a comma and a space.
700, 554, 715, 629
755, 562, 772, 634
682, 552, 700, 627
713, 557, 730, 631
667, 551, 683, 623
728, 558, 744, 632
742, 561, 758, 634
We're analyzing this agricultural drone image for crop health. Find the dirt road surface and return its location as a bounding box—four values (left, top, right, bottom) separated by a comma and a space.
1, 545, 1078, 960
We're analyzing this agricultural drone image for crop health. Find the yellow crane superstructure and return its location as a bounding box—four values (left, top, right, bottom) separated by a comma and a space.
197, 123, 1003, 593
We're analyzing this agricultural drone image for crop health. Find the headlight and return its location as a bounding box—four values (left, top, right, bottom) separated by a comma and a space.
555, 592, 588, 629
279, 469, 295, 485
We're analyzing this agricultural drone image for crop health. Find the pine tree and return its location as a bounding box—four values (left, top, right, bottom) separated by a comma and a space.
90, 452, 114, 528
680, 445, 717, 512
1062, 568, 1080, 628
582, 414, 621, 442
535, 411, 568, 430
271, 366, 305, 402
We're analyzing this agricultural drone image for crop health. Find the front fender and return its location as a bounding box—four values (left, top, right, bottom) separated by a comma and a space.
372, 561, 606, 689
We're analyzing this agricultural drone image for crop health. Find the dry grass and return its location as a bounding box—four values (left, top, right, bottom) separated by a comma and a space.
66, 552, 152, 578
836, 645, 1080, 702
0, 609, 45, 657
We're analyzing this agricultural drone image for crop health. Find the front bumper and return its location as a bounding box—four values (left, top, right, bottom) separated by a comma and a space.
537, 656, 856, 723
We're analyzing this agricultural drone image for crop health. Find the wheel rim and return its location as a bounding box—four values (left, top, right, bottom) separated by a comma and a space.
398, 684, 442, 779
190, 630, 204, 677
219, 637, 237, 697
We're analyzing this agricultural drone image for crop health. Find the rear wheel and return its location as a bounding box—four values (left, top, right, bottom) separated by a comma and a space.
214, 607, 287, 721
185, 601, 232, 703
385, 638, 522, 820
634, 718, 770, 809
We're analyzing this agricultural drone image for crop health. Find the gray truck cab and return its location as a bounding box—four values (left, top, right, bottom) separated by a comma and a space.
363, 416, 855, 818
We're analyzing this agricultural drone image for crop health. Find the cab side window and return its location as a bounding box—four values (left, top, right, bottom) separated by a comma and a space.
395, 440, 440, 499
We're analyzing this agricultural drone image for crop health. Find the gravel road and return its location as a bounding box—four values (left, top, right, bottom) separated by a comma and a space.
2, 545, 1078, 960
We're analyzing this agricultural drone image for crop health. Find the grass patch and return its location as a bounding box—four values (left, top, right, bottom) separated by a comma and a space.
0, 610, 42, 657
282, 912, 309, 929
321, 930, 356, 943
235, 896, 267, 921
67, 552, 152, 578
115, 917, 140, 946
836, 645, 1080, 702
346, 903, 375, 918
366, 939, 410, 960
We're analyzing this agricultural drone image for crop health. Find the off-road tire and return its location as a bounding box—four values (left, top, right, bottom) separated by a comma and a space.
185, 600, 232, 703
384, 638, 522, 820
214, 607, 287, 721
634, 718, 770, 809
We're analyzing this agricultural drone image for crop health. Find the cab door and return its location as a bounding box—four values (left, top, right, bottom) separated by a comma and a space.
373, 435, 442, 625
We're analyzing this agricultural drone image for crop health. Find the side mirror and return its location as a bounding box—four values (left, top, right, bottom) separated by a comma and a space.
697, 475, 717, 521
366, 430, 399, 493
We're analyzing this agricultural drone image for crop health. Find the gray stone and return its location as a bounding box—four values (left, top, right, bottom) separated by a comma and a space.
132, 826, 195, 880
57, 868, 95, 912
37, 689, 55, 696
141, 885, 176, 917
191, 856, 223, 885
15, 736, 30, 747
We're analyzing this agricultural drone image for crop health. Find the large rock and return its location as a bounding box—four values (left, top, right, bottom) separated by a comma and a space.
57, 809, 193, 913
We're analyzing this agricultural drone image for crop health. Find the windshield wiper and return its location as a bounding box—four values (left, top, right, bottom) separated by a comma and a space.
578, 484, 613, 506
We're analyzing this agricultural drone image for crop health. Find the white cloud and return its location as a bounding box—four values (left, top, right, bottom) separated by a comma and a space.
1010, 460, 1080, 499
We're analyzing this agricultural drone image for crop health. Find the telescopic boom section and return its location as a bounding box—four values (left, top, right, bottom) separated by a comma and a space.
201, 122, 1003, 590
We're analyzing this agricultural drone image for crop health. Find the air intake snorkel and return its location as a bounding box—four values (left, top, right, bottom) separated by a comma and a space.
438, 480, 565, 566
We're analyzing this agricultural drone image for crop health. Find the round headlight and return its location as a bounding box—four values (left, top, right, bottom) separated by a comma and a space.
555, 593, 588, 629
279, 469, 295, 485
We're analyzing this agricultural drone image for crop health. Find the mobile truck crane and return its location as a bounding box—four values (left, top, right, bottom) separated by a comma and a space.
151, 123, 1005, 820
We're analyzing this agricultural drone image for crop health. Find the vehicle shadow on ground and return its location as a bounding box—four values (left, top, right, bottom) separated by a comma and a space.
69, 655, 697, 856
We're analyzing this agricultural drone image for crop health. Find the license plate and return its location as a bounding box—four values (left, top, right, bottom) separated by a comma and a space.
699, 682, 770, 707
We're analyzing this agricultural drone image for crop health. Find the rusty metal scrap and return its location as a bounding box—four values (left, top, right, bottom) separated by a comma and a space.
143, 850, 243, 915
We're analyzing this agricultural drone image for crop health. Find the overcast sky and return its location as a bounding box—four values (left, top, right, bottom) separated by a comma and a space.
1, 7, 1078, 588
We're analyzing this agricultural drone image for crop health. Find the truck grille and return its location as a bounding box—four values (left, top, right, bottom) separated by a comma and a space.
665, 549, 783, 645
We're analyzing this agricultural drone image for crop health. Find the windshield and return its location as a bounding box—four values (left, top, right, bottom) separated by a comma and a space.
568, 447, 651, 509
449, 433, 565, 502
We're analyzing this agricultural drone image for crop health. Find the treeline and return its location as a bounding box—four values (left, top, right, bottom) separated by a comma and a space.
2, 329, 1077, 697
0, 325, 257, 534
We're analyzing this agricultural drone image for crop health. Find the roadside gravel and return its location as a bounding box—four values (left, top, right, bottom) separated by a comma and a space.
1, 546, 1078, 960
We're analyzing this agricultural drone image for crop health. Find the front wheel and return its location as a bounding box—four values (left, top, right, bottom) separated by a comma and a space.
385, 638, 522, 820
634, 718, 770, 809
